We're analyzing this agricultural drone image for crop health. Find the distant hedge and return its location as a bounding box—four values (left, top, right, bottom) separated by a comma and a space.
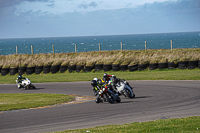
0, 48, 200, 76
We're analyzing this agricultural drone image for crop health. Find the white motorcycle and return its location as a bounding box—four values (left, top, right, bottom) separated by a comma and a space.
16, 78, 36, 90
115, 81, 135, 98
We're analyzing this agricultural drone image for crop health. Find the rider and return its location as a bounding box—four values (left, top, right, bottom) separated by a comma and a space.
91, 78, 104, 96
16, 75, 26, 89
111, 75, 133, 91
102, 73, 112, 84
102, 73, 119, 93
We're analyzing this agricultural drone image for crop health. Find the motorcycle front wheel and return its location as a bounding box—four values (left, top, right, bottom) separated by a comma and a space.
103, 93, 114, 104
124, 88, 134, 98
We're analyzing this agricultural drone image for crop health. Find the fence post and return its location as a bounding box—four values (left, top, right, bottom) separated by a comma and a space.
16, 46, 18, 55
75, 44, 77, 53
52, 45, 55, 54
121, 42, 123, 51
99, 43, 101, 51
170, 40, 173, 52
31, 45, 33, 54
145, 41, 147, 52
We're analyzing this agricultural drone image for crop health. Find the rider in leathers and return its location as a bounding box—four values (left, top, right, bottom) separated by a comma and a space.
16, 75, 26, 89
111, 75, 133, 93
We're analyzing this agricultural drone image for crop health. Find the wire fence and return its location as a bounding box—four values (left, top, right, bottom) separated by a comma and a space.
0, 38, 199, 55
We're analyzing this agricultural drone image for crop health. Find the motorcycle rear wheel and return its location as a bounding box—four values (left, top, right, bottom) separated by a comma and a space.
30, 84, 36, 89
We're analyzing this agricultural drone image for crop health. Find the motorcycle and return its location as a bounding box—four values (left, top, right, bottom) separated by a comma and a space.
95, 86, 121, 104
115, 80, 135, 98
16, 78, 36, 90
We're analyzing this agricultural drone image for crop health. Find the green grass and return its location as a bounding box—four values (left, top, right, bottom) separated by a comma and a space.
54, 116, 200, 133
0, 93, 74, 111
0, 68, 199, 84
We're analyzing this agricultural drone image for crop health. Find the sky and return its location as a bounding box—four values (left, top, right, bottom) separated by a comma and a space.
0, 0, 200, 38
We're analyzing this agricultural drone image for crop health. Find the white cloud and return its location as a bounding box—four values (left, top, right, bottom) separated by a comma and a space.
15, 0, 179, 15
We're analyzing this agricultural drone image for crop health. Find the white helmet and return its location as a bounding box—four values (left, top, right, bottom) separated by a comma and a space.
93, 78, 98, 81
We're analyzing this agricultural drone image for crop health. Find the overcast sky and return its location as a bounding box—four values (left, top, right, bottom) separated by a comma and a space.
0, 0, 200, 38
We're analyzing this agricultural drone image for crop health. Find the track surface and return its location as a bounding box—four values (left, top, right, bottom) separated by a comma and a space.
0, 81, 200, 133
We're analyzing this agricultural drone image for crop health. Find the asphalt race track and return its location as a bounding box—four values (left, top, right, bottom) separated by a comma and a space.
0, 81, 200, 133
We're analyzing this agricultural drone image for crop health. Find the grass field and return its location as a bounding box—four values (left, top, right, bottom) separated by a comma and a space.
1, 67, 199, 133
0, 68, 199, 84
54, 116, 200, 133
0, 93, 74, 111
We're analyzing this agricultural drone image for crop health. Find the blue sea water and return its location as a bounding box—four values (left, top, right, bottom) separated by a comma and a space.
0, 31, 200, 55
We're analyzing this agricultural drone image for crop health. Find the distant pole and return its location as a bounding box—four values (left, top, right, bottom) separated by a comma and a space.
170, 40, 173, 52
99, 43, 101, 51
145, 41, 147, 52
75, 44, 77, 53
121, 42, 123, 51
31, 45, 33, 54
52, 45, 55, 54
16, 46, 18, 55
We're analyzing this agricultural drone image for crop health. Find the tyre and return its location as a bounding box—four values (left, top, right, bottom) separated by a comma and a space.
43, 65, 51, 74
1, 68, 9, 76
9, 67, 18, 75
84, 65, 94, 72
35, 66, 43, 74
116, 96, 121, 103
76, 65, 84, 72
120, 65, 128, 71
68, 65, 76, 73
30, 84, 36, 89
103, 64, 112, 71
112, 64, 120, 71
18, 67, 26, 75
24, 86, 29, 90
149, 63, 158, 70
26, 67, 35, 75
124, 88, 134, 98
178, 61, 188, 69
188, 61, 198, 69
103, 93, 114, 104
60, 65, 68, 73
168, 62, 178, 69
138, 64, 148, 71
95, 97, 100, 103
158, 63, 168, 69
51, 65, 60, 74
128, 64, 138, 71
95, 64, 103, 71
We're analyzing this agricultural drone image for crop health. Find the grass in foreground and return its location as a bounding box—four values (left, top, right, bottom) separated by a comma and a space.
55, 116, 200, 133
0, 68, 199, 84
0, 93, 74, 111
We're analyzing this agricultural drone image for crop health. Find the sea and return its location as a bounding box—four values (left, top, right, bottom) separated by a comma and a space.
0, 31, 200, 55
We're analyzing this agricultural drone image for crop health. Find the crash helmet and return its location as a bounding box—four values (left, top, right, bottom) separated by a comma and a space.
18, 75, 22, 79
93, 78, 98, 81
112, 76, 117, 84
91, 80, 97, 87
103, 73, 108, 79
98, 79, 103, 85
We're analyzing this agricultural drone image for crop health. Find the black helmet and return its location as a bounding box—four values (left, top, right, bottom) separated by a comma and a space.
112, 76, 116, 80
103, 73, 107, 78
112, 76, 118, 84
18, 75, 22, 79
91, 80, 97, 87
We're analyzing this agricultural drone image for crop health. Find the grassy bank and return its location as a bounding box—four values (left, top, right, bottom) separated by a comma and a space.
0, 93, 74, 111
0, 48, 199, 68
55, 116, 200, 133
0, 68, 199, 84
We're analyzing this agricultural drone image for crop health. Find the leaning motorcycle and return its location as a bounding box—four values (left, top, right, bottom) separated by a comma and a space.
115, 81, 135, 98
16, 78, 36, 90
95, 86, 121, 104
